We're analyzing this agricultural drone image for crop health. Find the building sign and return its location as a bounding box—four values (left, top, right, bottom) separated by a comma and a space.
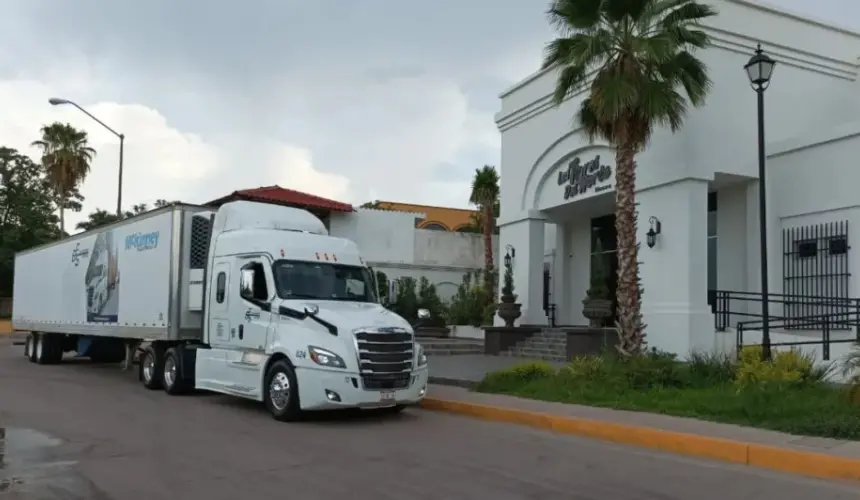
557, 155, 613, 200
125, 231, 160, 252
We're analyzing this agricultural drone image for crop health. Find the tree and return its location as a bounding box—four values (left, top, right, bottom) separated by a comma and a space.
542, 0, 715, 356
76, 202, 158, 232
469, 165, 500, 301
31, 122, 97, 235
76, 209, 121, 231
0, 147, 63, 295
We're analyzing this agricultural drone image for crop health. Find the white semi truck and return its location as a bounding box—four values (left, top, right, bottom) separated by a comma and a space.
12, 201, 429, 421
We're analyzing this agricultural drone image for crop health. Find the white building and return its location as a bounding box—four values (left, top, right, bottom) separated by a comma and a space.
496, 0, 860, 359
331, 208, 498, 300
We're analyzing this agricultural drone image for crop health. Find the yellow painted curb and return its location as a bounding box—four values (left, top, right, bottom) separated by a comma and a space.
420, 397, 860, 482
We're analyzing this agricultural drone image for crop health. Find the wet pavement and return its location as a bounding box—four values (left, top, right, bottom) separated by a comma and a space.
1, 342, 859, 499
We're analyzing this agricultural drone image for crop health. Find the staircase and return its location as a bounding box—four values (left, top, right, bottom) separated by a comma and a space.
419, 337, 484, 356
501, 329, 567, 361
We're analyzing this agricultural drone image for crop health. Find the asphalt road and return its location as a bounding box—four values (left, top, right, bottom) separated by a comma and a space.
1, 341, 858, 500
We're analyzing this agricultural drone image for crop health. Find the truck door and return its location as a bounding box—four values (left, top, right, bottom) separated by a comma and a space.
229, 256, 274, 352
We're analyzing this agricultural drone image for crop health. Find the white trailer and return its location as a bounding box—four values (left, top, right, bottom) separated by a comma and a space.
13, 201, 429, 421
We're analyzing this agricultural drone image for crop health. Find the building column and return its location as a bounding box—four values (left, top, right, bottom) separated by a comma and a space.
553, 222, 572, 325
498, 212, 547, 326
637, 179, 714, 356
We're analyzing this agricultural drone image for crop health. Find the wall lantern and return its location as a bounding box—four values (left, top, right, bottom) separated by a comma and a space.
504, 244, 516, 267
646, 217, 662, 249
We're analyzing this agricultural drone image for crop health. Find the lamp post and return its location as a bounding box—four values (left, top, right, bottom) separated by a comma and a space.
48, 97, 126, 217
744, 44, 776, 361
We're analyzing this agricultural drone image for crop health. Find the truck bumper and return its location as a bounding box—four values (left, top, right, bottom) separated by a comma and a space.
295, 366, 428, 411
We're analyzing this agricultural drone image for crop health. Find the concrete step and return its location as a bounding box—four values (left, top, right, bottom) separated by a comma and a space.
425, 348, 483, 356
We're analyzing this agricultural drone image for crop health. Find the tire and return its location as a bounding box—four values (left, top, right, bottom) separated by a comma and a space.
34, 334, 50, 365
263, 359, 302, 422
24, 333, 34, 361
38, 334, 64, 365
139, 345, 164, 390
163, 347, 191, 395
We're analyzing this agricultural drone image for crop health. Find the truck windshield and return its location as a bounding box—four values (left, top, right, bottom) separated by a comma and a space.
272, 260, 378, 303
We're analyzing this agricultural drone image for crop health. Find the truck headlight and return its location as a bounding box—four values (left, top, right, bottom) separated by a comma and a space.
416, 344, 427, 367
308, 346, 346, 369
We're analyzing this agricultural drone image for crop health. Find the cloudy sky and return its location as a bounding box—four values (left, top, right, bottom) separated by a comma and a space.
1, 0, 857, 229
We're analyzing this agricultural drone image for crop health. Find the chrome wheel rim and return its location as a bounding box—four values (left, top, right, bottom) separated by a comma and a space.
269, 372, 291, 411
35, 336, 42, 360
164, 356, 176, 389
142, 354, 154, 383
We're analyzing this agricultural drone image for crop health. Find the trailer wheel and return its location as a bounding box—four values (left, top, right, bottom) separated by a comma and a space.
264, 359, 302, 422
24, 334, 34, 361
139, 345, 164, 390
37, 334, 63, 365
163, 347, 192, 395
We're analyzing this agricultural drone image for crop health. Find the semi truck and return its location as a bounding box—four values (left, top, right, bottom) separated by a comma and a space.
12, 200, 429, 421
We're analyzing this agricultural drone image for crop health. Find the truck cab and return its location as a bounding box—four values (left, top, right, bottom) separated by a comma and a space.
139, 201, 429, 421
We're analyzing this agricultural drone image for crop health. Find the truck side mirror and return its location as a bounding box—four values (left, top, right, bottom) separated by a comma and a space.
388, 280, 399, 304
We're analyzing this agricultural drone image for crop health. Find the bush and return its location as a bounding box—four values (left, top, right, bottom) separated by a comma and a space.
476, 349, 860, 439
477, 361, 556, 391
734, 345, 824, 390
387, 276, 447, 326
447, 271, 493, 327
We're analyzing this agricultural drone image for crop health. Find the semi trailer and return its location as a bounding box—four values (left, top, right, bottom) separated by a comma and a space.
12, 200, 429, 421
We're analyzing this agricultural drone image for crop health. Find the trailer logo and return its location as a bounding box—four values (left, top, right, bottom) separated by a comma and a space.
125, 231, 160, 252
71, 243, 89, 266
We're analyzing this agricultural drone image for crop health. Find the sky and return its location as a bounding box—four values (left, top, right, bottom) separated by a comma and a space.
1, 0, 858, 230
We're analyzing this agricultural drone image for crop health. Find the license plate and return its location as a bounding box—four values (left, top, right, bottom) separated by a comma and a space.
379, 390, 395, 402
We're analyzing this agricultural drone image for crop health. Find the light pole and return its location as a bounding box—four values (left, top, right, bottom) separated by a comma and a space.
744, 44, 776, 361
48, 97, 126, 217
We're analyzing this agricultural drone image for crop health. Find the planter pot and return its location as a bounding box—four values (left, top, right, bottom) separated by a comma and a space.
582, 298, 613, 327
497, 302, 522, 327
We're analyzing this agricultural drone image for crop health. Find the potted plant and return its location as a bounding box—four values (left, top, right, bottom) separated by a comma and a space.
497, 256, 521, 327
583, 249, 614, 327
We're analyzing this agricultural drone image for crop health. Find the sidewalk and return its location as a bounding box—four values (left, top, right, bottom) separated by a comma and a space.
420, 384, 860, 482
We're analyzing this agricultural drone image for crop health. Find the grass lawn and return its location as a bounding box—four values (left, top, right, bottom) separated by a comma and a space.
476, 348, 860, 440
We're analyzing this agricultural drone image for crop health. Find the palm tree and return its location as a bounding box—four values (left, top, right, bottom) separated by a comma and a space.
543, 0, 716, 356
31, 122, 97, 235
469, 165, 500, 300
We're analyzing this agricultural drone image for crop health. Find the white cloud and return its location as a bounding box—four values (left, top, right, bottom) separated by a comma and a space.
0, 77, 352, 231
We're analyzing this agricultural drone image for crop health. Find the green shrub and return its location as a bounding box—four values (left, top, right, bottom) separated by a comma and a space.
477, 361, 556, 391
620, 349, 685, 390
387, 276, 448, 326
686, 351, 736, 386
560, 355, 609, 382
447, 271, 493, 327
734, 345, 823, 390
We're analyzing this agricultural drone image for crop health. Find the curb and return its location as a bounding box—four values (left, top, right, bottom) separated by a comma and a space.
419, 397, 860, 483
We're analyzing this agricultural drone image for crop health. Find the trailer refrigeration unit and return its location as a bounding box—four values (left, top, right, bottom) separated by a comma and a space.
12, 201, 429, 421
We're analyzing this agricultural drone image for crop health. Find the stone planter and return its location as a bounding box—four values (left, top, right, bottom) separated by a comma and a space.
497, 301, 522, 327
582, 298, 614, 327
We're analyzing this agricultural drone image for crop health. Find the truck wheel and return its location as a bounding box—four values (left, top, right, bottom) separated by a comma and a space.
139, 345, 164, 390
264, 359, 302, 422
163, 347, 191, 395
24, 334, 34, 361
38, 334, 63, 365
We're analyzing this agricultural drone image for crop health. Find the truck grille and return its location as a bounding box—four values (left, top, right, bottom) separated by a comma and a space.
354, 329, 414, 390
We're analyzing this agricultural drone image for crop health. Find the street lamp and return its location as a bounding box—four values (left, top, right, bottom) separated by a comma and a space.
744, 44, 776, 361
48, 97, 126, 217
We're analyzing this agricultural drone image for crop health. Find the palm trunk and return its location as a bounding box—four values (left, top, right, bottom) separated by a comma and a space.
58, 194, 66, 238
613, 143, 645, 356
482, 204, 495, 301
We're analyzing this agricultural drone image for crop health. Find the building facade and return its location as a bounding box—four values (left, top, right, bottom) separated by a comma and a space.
496, 0, 860, 360
365, 201, 480, 232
